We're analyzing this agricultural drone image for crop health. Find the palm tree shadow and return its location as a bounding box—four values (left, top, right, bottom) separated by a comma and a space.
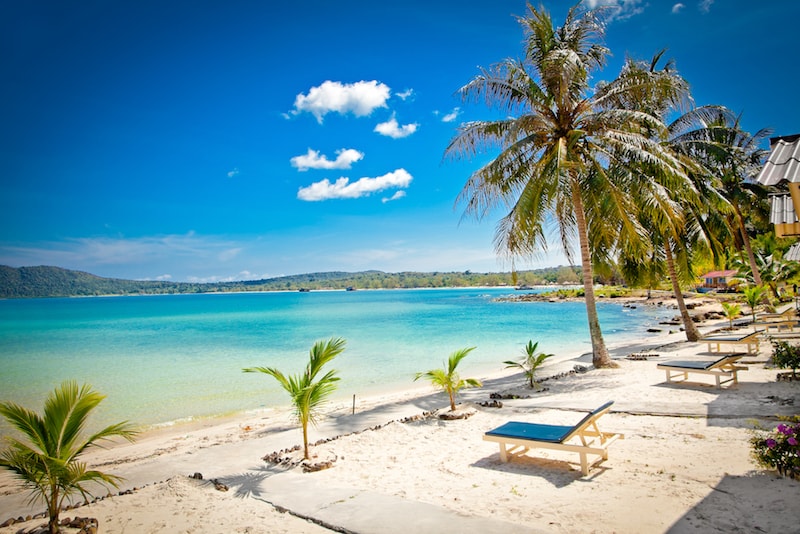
221, 464, 289, 499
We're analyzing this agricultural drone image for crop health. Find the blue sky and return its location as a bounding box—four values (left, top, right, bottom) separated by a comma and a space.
2, 0, 798, 282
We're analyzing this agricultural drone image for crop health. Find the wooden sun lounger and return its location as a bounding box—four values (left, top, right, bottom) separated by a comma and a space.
752, 320, 797, 332
657, 355, 748, 388
700, 331, 761, 354
757, 308, 797, 321
483, 401, 623, 476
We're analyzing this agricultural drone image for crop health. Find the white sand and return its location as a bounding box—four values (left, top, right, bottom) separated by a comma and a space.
2, 298, 800, 533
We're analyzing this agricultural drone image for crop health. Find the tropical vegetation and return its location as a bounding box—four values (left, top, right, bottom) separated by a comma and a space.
751, 416, 800, 479
445, 1, 799, 355
770, 340, 800, 380
0, 381, 137, 534
446, 4, 699, 367
414, 347, 482, 411
243, 337, 345, 460
504, 340, 553, 389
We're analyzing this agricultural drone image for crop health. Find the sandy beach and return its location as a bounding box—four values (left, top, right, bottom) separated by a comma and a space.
1, 296, 800, 533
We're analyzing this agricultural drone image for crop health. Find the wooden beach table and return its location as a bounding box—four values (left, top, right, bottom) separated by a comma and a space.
700, 331, 761, 354
657, 354, 748, 388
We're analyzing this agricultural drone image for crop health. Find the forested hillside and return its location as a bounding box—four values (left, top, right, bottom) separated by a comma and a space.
0, 265, 582, 298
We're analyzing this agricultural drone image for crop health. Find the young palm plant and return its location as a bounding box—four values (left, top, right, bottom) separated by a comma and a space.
243, 337, 344, 460
414, 347, 482, 411
742, 285, 768, 327
0, 381, 137, 534
721, 301, 742, 330
504, 340, 553, 389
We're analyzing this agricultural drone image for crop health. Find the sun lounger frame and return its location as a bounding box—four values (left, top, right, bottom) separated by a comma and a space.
483, 401, 623, 476
657, 355, 748, 388
700, 331, 761, 355
752, 320, 797, 333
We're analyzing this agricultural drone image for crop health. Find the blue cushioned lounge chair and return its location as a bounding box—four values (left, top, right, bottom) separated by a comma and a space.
483, 401, 623, 475
657, 354, 747, 388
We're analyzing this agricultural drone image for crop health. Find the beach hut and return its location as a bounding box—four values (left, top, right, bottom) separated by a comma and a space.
698, 270, 738, 292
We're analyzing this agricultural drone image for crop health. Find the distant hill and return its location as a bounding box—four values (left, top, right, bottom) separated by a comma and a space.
0, 265, 580, 299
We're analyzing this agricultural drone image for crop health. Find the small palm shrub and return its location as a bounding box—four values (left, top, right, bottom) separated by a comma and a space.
414, 347, 482, 411
742, 285, 767, 325
504, 340, 553, 389
0, 381, 137, 534
244, 337, 345, 460
721, 302, 742, 330
751, 416, 800, 479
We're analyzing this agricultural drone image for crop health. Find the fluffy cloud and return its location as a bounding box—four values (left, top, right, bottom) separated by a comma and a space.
374, 116, 418, 138
441, 108, 461, 123
671, 3, 685, 13
290, 148, 365, 171
382, 191, 407, 203
227, 168, 239, 178
290, 80, 390, 123
699, 0, 713, 13
582, 0, 645, 20
297, 168, 413, 201
396, 89, 414, 100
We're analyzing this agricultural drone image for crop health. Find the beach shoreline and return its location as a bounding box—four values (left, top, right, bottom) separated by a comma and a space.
3, 294, 799, 533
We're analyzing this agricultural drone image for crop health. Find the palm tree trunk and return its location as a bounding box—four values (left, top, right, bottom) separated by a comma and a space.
572, 178, 614, 368
48, 486, 59, 534
664, 241, 701, 342
735, 205, 763, 286
302, 421, 310, 460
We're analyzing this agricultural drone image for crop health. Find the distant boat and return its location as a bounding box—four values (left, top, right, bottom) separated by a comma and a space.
515, 285, 533, 290
298, 288, 311, 292
346, 286, 356, 291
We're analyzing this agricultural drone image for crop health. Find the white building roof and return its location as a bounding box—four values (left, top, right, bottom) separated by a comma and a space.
757, 134, 800, 186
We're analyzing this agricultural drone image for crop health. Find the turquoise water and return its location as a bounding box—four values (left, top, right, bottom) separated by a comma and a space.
0, 288, 673, 433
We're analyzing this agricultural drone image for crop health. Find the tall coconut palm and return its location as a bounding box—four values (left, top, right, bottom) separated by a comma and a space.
682, 113, 773, 285
0, 381, 137, 534
243, 337, 345, 460
414, 347, 482, 411
446, 4, 685, 367
597, 51, 711, 341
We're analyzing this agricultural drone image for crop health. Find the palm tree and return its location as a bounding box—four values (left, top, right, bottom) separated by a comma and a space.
686, 113, 773, 285
742, 285, 768, 326
0, 381, 137, 534
445, 4, 685, 368
243, 337, 345, 460
504, 340, 553, 389
414, 347, 482, 411
733, 251, 800, 301
721, 301, 742, 330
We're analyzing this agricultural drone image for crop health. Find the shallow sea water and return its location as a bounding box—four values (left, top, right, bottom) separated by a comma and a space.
0, 288, 674, 433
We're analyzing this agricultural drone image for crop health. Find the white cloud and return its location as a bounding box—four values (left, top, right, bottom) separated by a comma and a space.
227, 168, 239, 178
699, 0, 713, 13
582, 0, 645, 20
374, 115, 418, 139
290, 148, 365, 171
382, 191, 407, 203
441, 108, 461, 123
290, 80, 391, 123
396, 89, 414, 100
671, 3, 685, 13
297, 168, 413, 201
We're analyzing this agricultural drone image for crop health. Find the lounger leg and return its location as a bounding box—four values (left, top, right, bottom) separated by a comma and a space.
498, 443, 508, 462
579, 453, 589, 476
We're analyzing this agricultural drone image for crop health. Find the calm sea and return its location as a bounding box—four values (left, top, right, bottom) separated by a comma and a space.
0, 288, 673, 433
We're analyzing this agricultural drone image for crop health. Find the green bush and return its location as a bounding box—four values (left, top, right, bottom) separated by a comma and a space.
771, 340, 800, 379
751, 416, 800, 479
